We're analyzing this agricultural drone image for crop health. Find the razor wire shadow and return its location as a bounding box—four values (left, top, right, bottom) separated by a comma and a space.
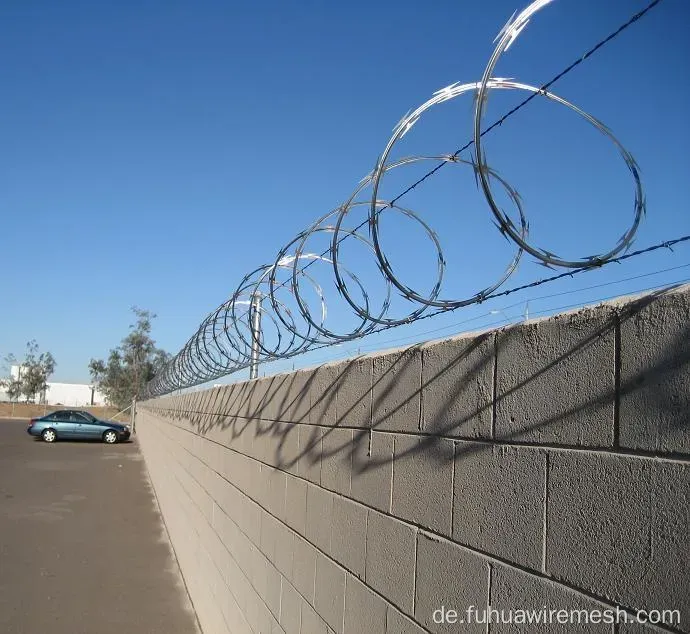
147, 285, 689, 480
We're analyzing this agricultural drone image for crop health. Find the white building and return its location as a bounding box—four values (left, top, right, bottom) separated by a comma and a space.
42, 382, 107, 407
0, 365, 107, 406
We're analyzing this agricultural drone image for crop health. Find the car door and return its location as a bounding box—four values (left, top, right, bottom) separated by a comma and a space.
50, 410, 75, 437
72, 412, 101, 438
67, 412, 93, 439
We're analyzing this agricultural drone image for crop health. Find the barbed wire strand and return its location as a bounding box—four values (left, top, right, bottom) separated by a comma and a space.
220, 235, 690, 385
259, 271, 690, 374
342, 258, 690, 352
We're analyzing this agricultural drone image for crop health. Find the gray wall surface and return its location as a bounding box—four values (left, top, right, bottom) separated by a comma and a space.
136, 284, 690, 634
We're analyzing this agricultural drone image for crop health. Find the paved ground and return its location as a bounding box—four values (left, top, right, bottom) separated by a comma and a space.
0, 418, 200, 634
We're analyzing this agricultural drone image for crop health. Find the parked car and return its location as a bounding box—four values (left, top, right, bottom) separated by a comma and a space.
27, 410, 131, 444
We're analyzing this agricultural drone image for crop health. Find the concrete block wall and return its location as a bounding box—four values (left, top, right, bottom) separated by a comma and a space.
136, 285, 690, 634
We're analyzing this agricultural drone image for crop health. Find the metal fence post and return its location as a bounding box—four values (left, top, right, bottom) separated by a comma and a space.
249, 292, 262, 380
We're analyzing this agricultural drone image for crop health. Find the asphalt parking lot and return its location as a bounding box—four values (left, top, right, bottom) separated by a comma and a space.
0, 418, 200, 634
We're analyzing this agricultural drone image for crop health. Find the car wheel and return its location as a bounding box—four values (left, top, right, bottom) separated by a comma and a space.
103, 430, 119, 444
42, 428, 57, 443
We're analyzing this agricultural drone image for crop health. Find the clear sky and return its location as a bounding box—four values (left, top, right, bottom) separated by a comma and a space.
1, 0, 689, 384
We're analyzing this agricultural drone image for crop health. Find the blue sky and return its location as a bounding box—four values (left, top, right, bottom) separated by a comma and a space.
1, 0, 688, 384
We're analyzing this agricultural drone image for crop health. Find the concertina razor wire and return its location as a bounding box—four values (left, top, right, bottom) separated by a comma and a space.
145, 0, 653, 397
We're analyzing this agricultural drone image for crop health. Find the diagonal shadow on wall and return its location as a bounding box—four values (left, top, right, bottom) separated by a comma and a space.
151, 286, 689, 472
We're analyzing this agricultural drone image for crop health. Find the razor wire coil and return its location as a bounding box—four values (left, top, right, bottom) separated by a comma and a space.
145, 0, 667, 398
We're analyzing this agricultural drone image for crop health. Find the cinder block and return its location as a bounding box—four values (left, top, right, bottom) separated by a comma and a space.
235, 534, 257, 587
252, 419, 274, 464
273, 421, 301, 475
266, 466, 287, 521
310, 363, 342, 426
241, 495, 262, 544
270, 615, 284, 634
236, 588, 259, 634
214, 507, 241, 568
219, 585, 249, 634
299, 425, 324, 485
213, 431, 235, 474
217, 384, 238, 417
187, 471, 215, 524
414, 532, 488, 633
292, 535, 318, 605
202, 387, 223, 424
228, 454, 258, 505
335, 356, 372, 429
321, 428, 353, 496
315, 553, 346, 633
302, 599, 330, 634
260, 511, 280, 561
274, 519, 295, 579
330, 496, 367, 579
285, 476, 308, 535
270, 374, 293, 421
365, 510, 416, 614
248, 377, 271, 419
372, 346, 422, 433
199, 435, 218, 470
230, 417, 256, 461
618, 288, 690, 453
235, 381, 253, 421
392, 435, 454, 535
255, 462, 272, 509
495, 305, 616, 446
223, 557, 245, 609
489, 564, 611, 632
547, 451, 689, 625
284, 370, 315, 423
198, 576, 232, 634
221, 414, 247, 457
343, 576, 387, 634
386, 608, 426, 634
248, 419, 265, 461
204, 439, 223, 475
257, 599, 275, 634
453, 442, 546, 570
231, 574, 250, 626
351, 431, 394, 513
256, 375, 279, 421
205, 516, 230, 576
306, 483, 333, 553
221, 383, 244, 419
280, 579, 302, 634
265, 563, 283, 621
420, 332, 493, 438
210, 411, 234, 452
252, 548, 270, 602
197, 403, 217, 439
207, 469, 232, 517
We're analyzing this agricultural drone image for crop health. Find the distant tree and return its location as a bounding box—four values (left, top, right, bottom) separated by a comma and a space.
89, 307, 170, 410
0, 343, 56, 403
1, 353, 22, 402
5, 378, 23, 402
21, 341, 56, 402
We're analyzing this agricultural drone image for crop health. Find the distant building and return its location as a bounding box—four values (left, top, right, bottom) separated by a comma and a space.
42, 381, 107, 407
0, 365, 107, 406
